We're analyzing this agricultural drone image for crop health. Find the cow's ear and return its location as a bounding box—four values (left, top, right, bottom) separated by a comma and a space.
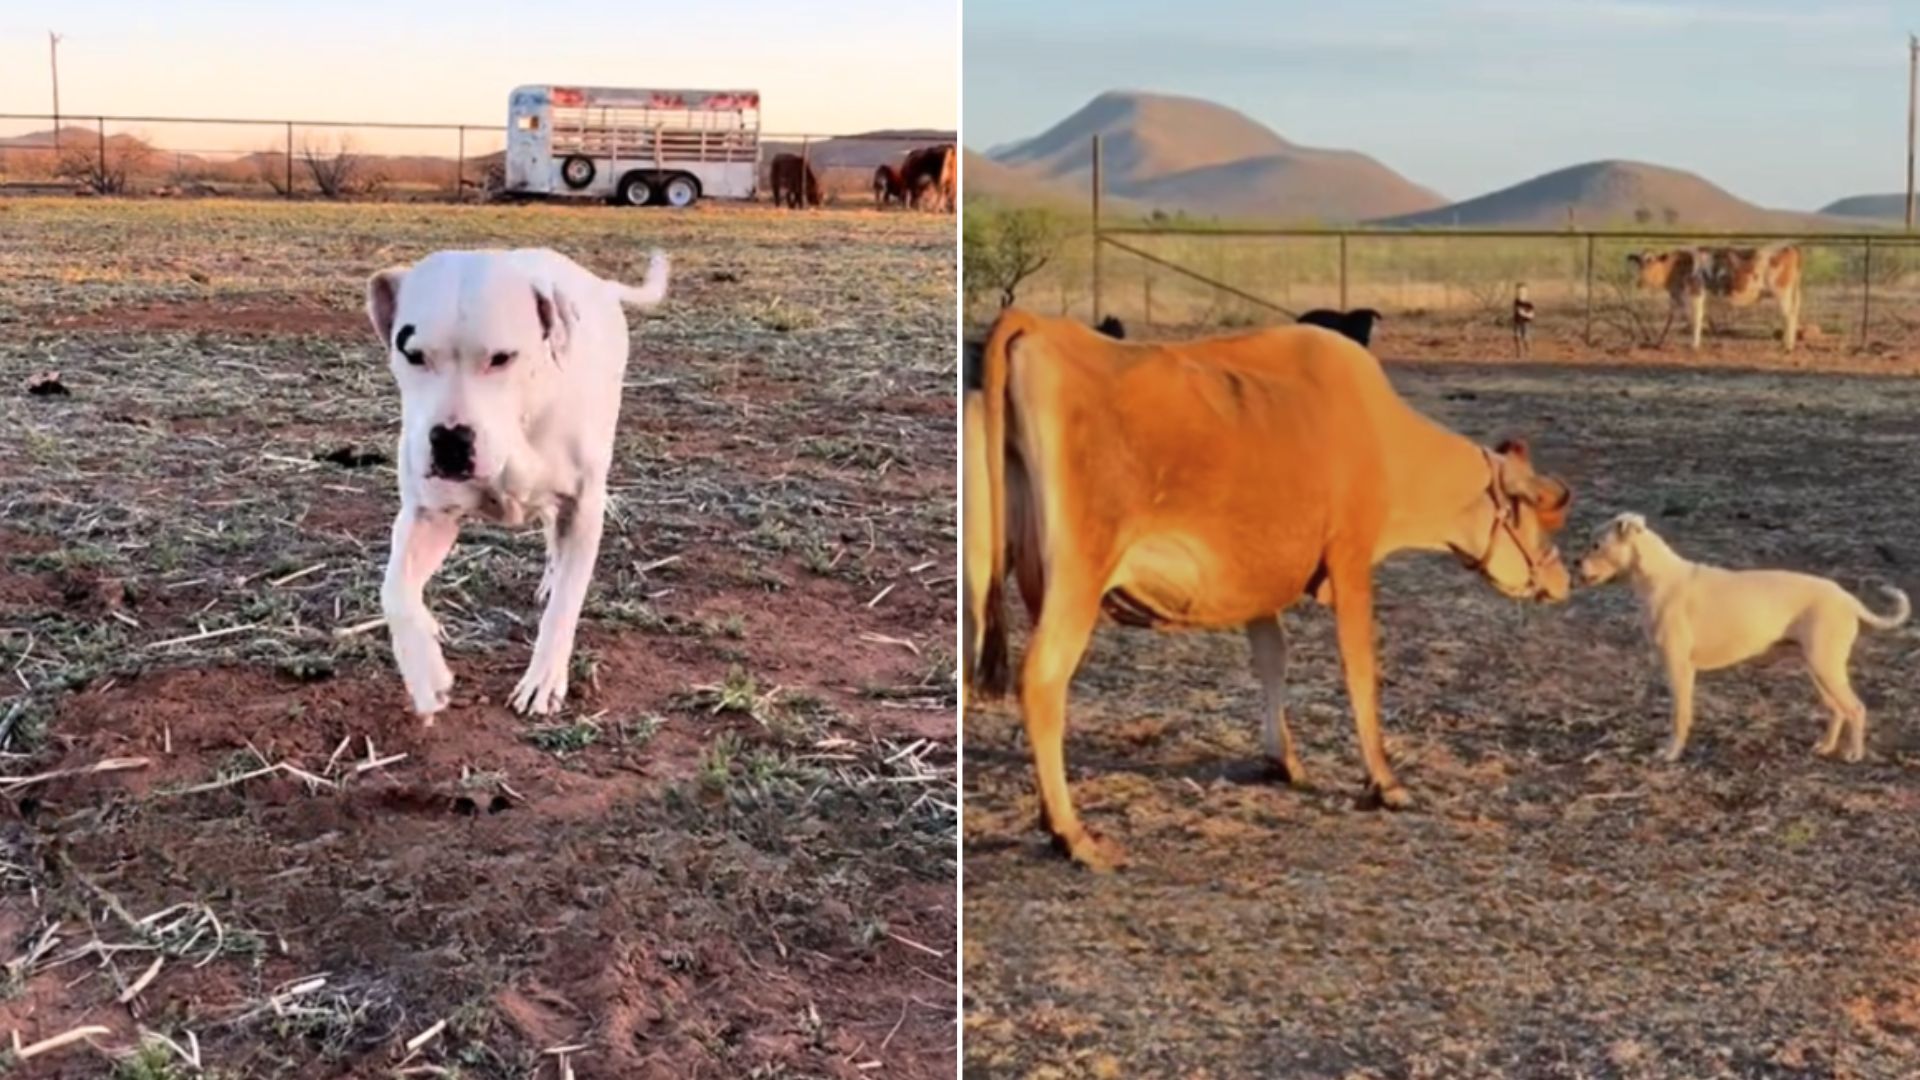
367, 265, 407, 344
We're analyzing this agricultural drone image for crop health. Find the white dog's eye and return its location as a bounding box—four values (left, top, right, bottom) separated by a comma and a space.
394, 324, 425, 367
490, 351, 517, 369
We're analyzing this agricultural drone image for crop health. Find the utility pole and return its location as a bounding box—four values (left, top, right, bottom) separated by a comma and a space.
1907, 33, 1917, 231
49, 31, 63, 153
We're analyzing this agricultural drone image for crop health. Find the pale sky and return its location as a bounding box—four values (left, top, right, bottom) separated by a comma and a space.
0, 0, 956, 154
966, 0, 1910, 211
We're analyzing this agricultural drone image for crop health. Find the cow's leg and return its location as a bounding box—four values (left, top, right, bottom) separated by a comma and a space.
1021, 573, 1116, 870
1247, 616, 1307, 787
1780, 286, 1800, 352
1328, 552, 1407, 808
1688, 292, 1707, 351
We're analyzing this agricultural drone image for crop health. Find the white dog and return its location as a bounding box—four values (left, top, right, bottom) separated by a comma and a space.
365, 247, 669, 720
1577, 512, 1909, 763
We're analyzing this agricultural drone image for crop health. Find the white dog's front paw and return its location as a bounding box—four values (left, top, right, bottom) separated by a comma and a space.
391, 620, 454, 721
510, 657, 569, 716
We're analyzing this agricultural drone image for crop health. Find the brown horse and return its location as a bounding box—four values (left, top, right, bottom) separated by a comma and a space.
900, 144, 955, 212
769, 153, 822, 209
873, 164, 908, 208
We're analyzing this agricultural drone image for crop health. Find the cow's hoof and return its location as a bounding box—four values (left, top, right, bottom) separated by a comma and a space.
1054, 827, 1126, 873
1266, 756, 1309, 789
1365, 782, 1413, 811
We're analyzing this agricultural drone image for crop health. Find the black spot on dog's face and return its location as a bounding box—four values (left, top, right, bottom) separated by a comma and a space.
394, 324, 424, 366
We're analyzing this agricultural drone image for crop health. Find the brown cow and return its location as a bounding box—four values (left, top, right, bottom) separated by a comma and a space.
1627, 244, 1802, 352
769, 153, 822, 209
965, 311, 1574, 870
873, 164, 908, 208
901, 144, 955, 212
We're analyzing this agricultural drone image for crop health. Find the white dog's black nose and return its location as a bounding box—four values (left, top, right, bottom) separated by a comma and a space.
428, 424, 475, 480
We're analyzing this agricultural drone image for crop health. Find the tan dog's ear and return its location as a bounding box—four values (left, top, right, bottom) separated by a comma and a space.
367, 265, 408, 345
1614, 512, 1646, 538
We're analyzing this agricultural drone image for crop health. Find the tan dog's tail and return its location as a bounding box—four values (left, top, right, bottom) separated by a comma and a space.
1856, 585, 1911, 631
612, 250, 671, 310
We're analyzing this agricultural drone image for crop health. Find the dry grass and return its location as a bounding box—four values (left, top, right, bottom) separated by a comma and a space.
0, 198, 955, 1078
965, 362, 1920, 1078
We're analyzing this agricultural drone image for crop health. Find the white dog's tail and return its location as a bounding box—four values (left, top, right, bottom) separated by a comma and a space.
1855, 585, 1912, 631
611, 250, 671, 311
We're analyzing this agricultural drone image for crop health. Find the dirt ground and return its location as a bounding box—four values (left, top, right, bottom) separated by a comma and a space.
963, 356, 1920, 1078
0, 199, 955, 1078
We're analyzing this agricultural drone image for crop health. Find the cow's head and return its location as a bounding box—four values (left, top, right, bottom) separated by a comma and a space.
1458, 439, 1573, 602
1625, 249, 1682, 289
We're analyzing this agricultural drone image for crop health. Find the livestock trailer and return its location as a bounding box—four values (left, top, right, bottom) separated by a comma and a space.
502, 85, 761, 207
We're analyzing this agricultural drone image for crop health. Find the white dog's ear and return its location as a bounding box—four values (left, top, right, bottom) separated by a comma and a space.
367, 266, 408, 345
1614, 513, 1646, 537
533, 283, 580, 360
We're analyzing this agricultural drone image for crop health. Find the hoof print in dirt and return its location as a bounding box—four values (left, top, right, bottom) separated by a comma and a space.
315, 445, 389, 469
25, 370, 69, 397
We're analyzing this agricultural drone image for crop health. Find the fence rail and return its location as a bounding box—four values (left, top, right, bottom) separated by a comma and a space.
0, 111, 952, 204
1071, 134, 1920, 356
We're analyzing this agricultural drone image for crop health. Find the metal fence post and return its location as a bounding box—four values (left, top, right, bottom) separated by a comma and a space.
1860, 237, 1873, 350
1338, 232, 1349, 310
1583, 234, 1596, 347
800, 135, 811, 208
456, 125, 466, 203
95, 116, 105, 183
1144, 275, 1152, 328
1091, 134, 1103, 323
284, 122, 294, 198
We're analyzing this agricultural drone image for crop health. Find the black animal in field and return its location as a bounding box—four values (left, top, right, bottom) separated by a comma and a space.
1094, 315, 1125, 339
1296, 307, 1384, 348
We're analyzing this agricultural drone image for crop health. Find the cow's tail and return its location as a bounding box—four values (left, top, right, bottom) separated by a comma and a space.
1855, 585, 1911, 631
968, 309, 1037, 699
612, 250, 671, 311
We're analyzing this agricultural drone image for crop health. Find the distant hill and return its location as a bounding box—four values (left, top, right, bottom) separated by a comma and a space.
1820, 193, 1910, 221
1377, 160, 1842, 230
961, 148, 1111, 210
981, 90, 1442, 223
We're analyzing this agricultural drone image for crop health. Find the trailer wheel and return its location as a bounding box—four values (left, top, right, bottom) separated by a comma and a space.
616, 173, 654, 207
560, 155, 596, 190
662, 174, 700, 208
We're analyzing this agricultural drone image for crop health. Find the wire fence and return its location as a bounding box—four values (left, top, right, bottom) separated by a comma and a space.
0, 112, 953, 206
1035, 135, 1920, 359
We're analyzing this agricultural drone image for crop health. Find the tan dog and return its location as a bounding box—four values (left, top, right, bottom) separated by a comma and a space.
1578, 512, 1909, 763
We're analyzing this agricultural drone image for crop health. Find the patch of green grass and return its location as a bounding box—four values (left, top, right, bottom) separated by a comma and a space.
524, 718, 601, 756
699, 732, 743, 791
112, 1041, 186, 1080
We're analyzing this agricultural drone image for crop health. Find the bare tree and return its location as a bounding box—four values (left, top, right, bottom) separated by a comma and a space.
57, 135, 151, 195
301, 136, 381, 199
256, 145, 293, 196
